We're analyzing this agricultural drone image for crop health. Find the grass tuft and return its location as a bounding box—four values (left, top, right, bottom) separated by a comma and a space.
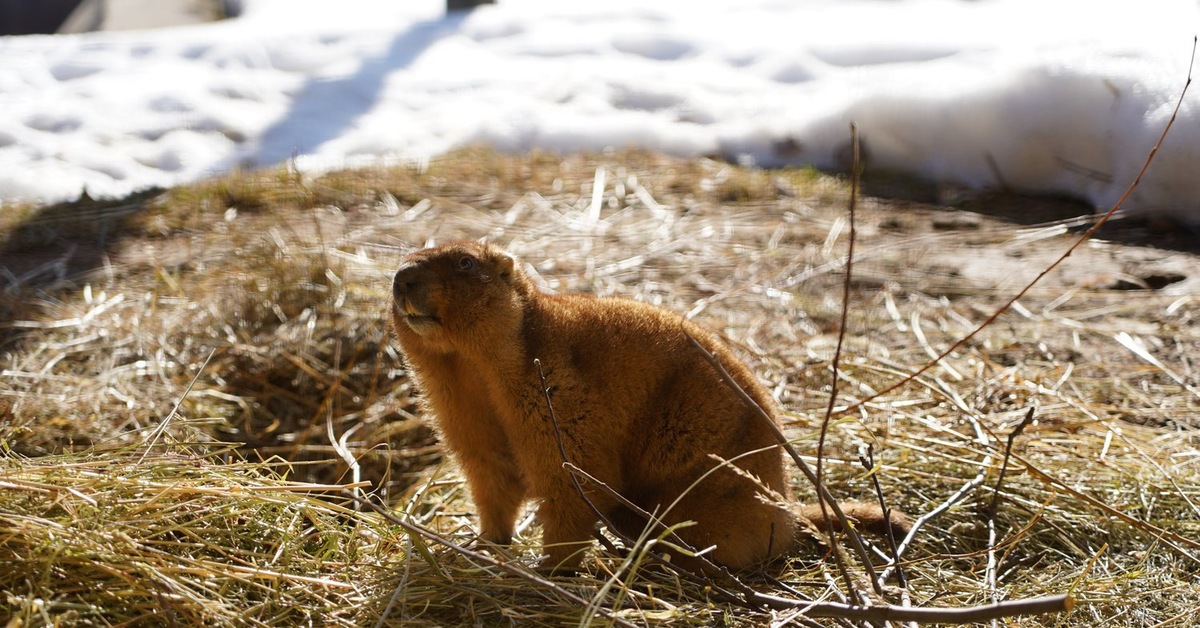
0, 449, 385, 626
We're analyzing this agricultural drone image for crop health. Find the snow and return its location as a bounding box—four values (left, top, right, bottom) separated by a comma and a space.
1, 0, 1198, 221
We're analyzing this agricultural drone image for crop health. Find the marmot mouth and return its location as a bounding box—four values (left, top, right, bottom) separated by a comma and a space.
405, 313, 439, 325
394, 299, 440, 329
398, 302, 441, 331
403, 313, 441, 336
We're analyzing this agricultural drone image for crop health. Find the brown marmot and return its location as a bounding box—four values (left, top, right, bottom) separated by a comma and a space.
390, 240, 903, 572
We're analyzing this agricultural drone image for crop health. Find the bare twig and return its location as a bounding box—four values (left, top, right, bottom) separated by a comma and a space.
752, 592, 1073, 623
877, 411, 992, 586
840, 38, 1197, 416
860, 444, 906, 589
684, 333, 883, 594
813, 121, 867, 600
553, 465, 1071, 625
987, 406, 1036, 621
988, 407, 1036, 518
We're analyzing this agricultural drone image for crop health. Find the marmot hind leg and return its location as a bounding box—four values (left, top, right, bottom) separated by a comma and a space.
797, 501, 912, 539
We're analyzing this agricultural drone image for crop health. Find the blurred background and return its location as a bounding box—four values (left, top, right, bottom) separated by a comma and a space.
0, 0, 235, 34
0, 0, 499, 34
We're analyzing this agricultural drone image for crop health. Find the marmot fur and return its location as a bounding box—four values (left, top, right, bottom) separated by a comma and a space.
390, 240, 904, 572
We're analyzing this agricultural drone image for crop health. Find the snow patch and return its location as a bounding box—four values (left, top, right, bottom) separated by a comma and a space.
0, 0, 1197, 223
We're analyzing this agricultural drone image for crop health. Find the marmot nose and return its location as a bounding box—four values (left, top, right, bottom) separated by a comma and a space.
393, 265, 417, 297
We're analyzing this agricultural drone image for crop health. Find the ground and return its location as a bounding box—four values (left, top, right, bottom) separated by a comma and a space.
1, 149, 1197, 626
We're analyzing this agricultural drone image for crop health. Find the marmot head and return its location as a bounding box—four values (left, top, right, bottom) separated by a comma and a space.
391, 241, 528, 353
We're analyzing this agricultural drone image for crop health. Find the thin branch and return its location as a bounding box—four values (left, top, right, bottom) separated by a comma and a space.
988, 406, 1035, 517
814, 120, 866, 600
752, 592, 1073, 623
877, 411, 992, 585
987, 406, 1036, 620
553, 465, 1072, 624
860, 444, 906, 589
684, 333, 882, 594
840, 37, 1197, 416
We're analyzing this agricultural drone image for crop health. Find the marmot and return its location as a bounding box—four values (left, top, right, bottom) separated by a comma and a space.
390, 240, 904, 572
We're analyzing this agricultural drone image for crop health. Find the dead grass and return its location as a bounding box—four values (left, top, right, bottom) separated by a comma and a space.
1, 147, 1199, 626
1, 450, 385, 626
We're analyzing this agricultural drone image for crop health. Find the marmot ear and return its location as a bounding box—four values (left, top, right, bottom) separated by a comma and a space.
496, 252, 516, 278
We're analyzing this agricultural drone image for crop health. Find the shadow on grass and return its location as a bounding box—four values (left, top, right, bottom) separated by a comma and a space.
857, 169, 1200, 255
0, 188, 163, 351
0, 177, 434, 501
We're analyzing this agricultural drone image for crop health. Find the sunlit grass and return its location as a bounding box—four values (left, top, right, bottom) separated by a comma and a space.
2, 147, 1197, 626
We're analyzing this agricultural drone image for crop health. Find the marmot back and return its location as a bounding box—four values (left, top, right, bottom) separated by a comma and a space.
390, 240, 902, 572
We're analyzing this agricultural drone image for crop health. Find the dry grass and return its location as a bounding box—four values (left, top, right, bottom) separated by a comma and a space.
1, 147, 1198, 626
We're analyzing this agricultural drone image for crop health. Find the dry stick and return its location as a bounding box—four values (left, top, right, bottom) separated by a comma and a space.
752, 592, 1071, 624
811, 121, 868, 602
987, 407, 1036, 519
564, 463, 1070, 624
532, 357, 739, 590
348, 492, 641, 628
859, 444, 906, 590
533, 358, 613, 533
876, 410, 994, 585
986, 406, 1036, 624
839, 37, 1197, 418
684, 333, 882, 595
870, 45, 1194, 580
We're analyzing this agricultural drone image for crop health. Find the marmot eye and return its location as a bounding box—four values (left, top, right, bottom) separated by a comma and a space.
457, 256, 477, 271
